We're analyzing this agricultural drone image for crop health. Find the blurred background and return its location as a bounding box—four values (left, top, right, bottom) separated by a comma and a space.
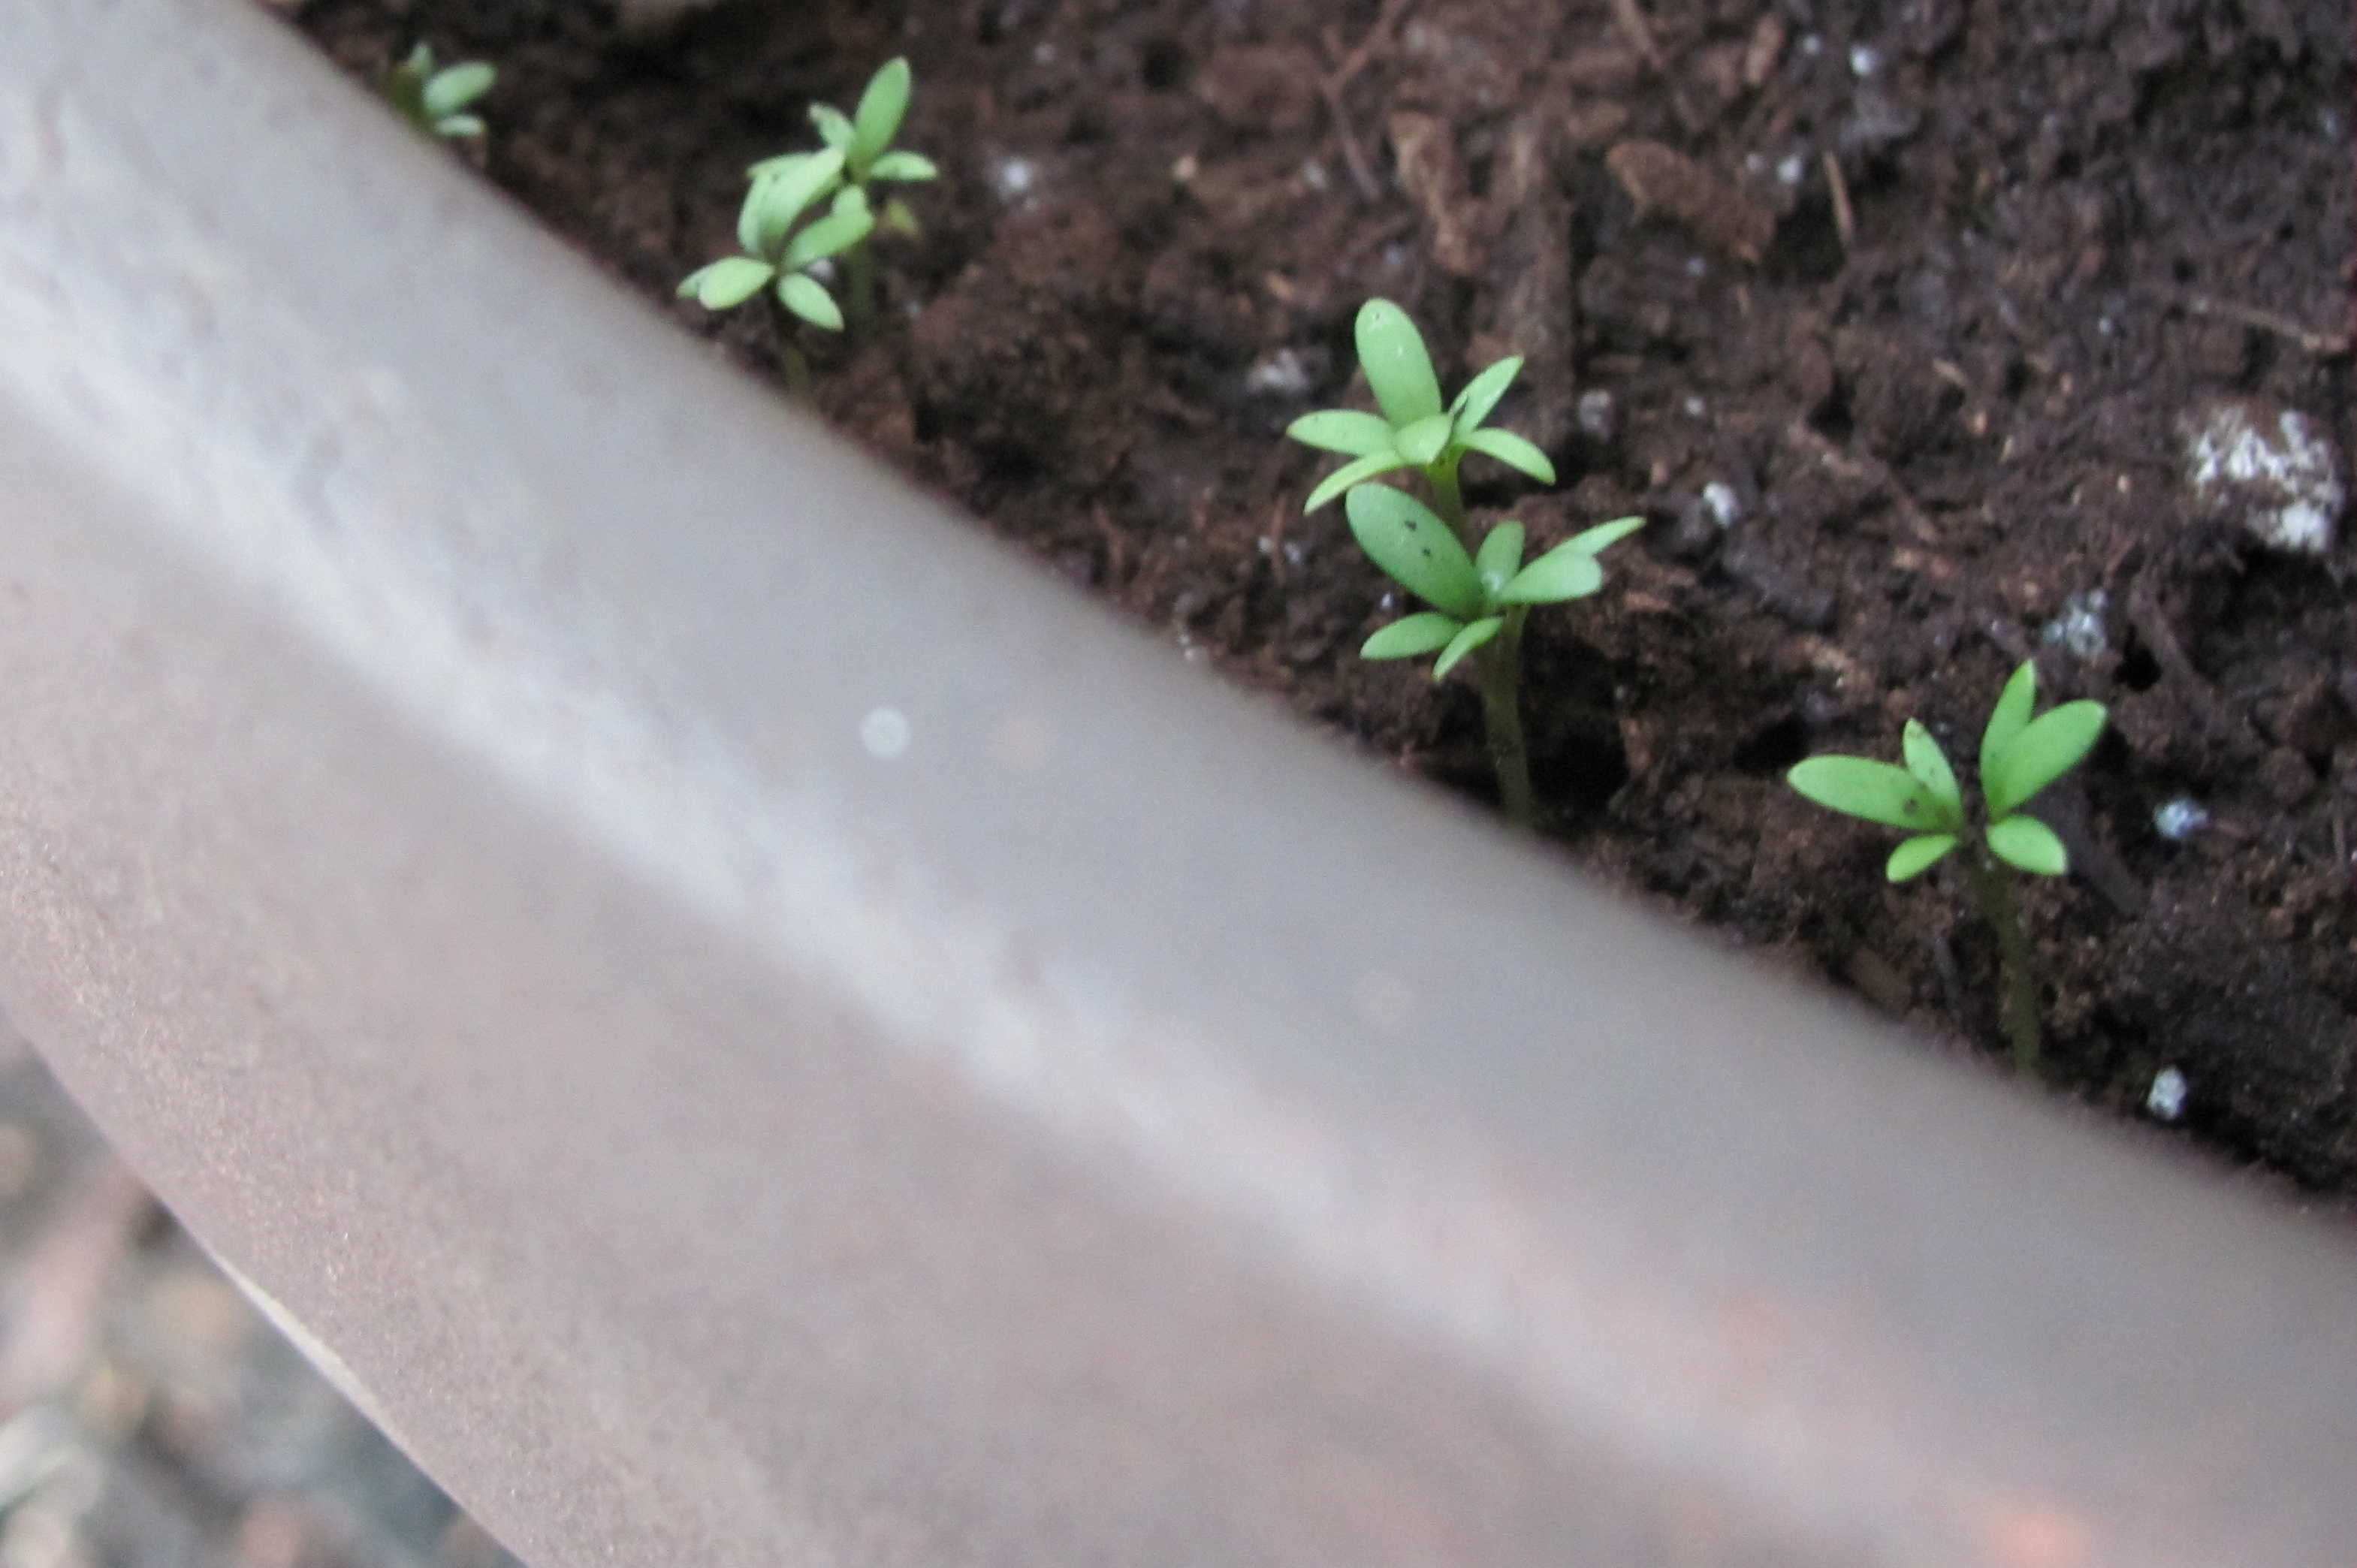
0, 1035, 524, 1568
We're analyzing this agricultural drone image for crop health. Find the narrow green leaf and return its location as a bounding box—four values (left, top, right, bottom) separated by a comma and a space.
810, 104, 856, 150
1354, 298, 1443, 427
680, 256, 777, 309
744, 146, 847, 258
423, 62, 494, 119
1396, 412, 1455, 466
778, 271, 844, 330
1303, 453, 1414, 514
1980, 660, 2038, 785
1787, 755, 1948, 831
1498, 541, 1604, 604
1361, 612, 1462, 660
1886, 834, 1958, 882
1987, 700, 2105, 818
1459, 426, 1557, 484
1987, 815, 2069, 876
1287, 409, 1396, 457
851, 58, 913, 173
1450, 357, 1522, 433
784, 204, 874, 270
1474, 522, 1526, 597
747, 151, 821, 179
1432, 616, 1503, 680
434, 113, 486, 139
879, 197, 922, 237
868, 150, 938, 182
1562, 515, 1645, 555
1345, 485, 1483, 619
1900, 720, 1963, 816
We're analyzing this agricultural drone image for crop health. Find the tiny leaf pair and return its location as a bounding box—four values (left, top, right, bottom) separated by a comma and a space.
804, 56, 939, 223
1351, 487, 1643, 680
678, 146, 874, 331
382, 44, 495, 141
1288, 300, 1556, 514
1787, 661, 2105, 882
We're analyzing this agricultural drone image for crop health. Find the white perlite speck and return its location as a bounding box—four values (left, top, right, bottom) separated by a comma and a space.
2179, 397, 2345, 555
2147, 1066, 2189, 1121
2153, 798, 2210, 841
2040, 588, 2109, 659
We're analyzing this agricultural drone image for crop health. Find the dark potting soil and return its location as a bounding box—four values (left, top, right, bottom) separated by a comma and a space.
291, 0, 2355, 1190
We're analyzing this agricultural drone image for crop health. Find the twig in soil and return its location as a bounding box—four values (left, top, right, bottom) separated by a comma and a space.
2144, 285, 2352, 358
2124, 576, 2265, 759
1821, 152, 1855, 253
1329, 0, 1419, 92
1609, 0, 1665, 70
1317, 75, 1386, 204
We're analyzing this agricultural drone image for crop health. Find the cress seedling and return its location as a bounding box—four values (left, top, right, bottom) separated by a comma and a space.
764, 57, 937, 341
1787, 659, 2107, 1076
678, 146, 874, 397
1288, 298, 1557, 521
382, 44, 495, 142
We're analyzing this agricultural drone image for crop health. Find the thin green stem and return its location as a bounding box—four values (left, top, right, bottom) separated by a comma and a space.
765, 295, 815, 400
846, 237, 878, 348
1476, 608, 1536, 830
1428, 457, 1470, 550
1961, 848, 2042, 1077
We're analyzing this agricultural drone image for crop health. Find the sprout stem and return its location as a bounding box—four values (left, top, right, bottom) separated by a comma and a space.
1429, 458, 1470, 550
765, 296, 815, 400
1961, 849, 2042, 1077
846, 240, 878, 347
1476, 611, 1537, 829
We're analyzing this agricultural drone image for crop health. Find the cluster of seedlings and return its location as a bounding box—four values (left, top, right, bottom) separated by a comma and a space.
373, 43, 2114, 1084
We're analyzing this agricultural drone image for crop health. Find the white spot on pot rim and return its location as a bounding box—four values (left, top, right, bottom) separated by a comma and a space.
859, 707, 912, 759
2179, 397, 2344, 555
2147, 1066, 2189, 1121
2153, 798, 2209, 841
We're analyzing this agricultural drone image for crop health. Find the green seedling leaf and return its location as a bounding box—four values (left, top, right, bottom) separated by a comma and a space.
1900, 720, 1963, 816
1449, 356, 1522, 434
811, 104, 856, 149
1986, 700, 2105, 818
778, 271, 844, 330
1474, 522, 1526, 596
1346, 485, 1483, 618
880, 197, 922, 237
1361, 612, 1463, 659
1287, 410, 1396, 457
1459, 426, 1556, 484
1498, 540, 1603, 605
1980, 660, 2038, 784
1886, 833, 1958, 882
1355, 299, 1443, 427
680, 256, 777, 309
743, 146, 847, 258
435, 113, 485, 139
1987, 814, 2069, 876
1432, 615, 1504, 680
852, 59, 914, 173
1562, 515, 1646, 555
747, 151, 823, 179
783, 193, 874, 270
869, 150, 938, 182
1303, 452, 1414, 514
423, 62, 494, 119
1395, 412, 1455, 466
1787, 756, 1953, 831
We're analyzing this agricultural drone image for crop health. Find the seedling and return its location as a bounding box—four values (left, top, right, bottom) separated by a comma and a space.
1348, 485, 1642, 825
782, 57, 936, 339
382, 44, 494, 142
1787, 660, 2107, 1077
1287, 298, 1556, 524
1289, 300, 1595, 830
678, 147, 874, 397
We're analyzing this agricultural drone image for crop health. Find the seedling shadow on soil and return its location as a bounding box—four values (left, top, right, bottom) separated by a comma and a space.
292, 0, 2355, 1192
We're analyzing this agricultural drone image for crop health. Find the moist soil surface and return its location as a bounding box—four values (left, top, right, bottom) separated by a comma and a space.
294, 0, 2355, 1190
